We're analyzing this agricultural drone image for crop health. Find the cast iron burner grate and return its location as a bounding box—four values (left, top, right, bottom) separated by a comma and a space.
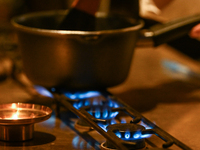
49, 90, 192, 150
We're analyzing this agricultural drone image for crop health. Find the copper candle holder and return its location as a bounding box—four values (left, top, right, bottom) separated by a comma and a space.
0, 103, 52, 141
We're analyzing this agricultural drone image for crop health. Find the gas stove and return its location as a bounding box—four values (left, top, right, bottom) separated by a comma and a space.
0, 74, 196, 150
46, 89, 192, 150
0, 79, 193, 150
0, 24, 199, 149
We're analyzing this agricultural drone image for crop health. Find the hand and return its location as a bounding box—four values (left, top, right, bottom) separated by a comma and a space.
72, 0, 101, 15
152, 0, 174, 9
189, 23, 200, 38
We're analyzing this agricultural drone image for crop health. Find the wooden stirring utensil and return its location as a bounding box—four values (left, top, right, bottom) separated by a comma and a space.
59, 0, 101, 31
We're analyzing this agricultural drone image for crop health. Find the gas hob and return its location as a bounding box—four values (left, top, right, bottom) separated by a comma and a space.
0, 31, 199, 149
0, 79, 195, 150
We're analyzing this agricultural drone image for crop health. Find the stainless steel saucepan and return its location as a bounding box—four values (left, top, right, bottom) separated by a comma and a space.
11, 10, 200, 90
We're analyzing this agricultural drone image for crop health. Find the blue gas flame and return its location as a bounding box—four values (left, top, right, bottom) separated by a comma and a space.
73, 99, 91, 109
125, 131, 131, 139
120, 118, 127, 124
116, 131, 122, 138
87, 106, 119, 120
113, 122, 153, 140
139, 121, 153, 139
64, 91, 100, 100
133, 131, 142, 139
114, 130, 145, 141
107, 100, 120, 108
72, 136, 93, 149
112, 122, 153, 141
34, 85, 53, 98
72, 98, 120, 110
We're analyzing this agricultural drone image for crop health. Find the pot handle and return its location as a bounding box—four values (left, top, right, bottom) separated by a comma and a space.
143, 13, 200, 47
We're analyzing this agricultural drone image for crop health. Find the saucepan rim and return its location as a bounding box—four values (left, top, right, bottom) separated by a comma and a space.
11, 10, 144, 36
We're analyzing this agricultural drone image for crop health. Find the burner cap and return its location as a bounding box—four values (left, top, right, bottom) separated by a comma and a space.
74, 119, 93, 132
103, 123, 147, 149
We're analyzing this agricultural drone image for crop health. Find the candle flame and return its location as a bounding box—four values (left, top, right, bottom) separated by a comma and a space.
10, 103, 20, 119
11, 110, 19, 119
11, 103, 17, 109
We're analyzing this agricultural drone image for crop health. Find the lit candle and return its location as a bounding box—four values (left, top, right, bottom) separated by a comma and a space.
10, 103, 20, 119
0, 103, 52, 141
11, 110, 19, 119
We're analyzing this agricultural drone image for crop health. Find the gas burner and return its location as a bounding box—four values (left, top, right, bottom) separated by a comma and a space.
55, 90, 192, 150
101, 123, 147, 150
74, 118, 93, 131
66, 95, 120, 110
61, 91, 122, 132
86, 105, 119, 120
59, 90, 120, 110
74, 105, 119, 131
64, 91, 101, 100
